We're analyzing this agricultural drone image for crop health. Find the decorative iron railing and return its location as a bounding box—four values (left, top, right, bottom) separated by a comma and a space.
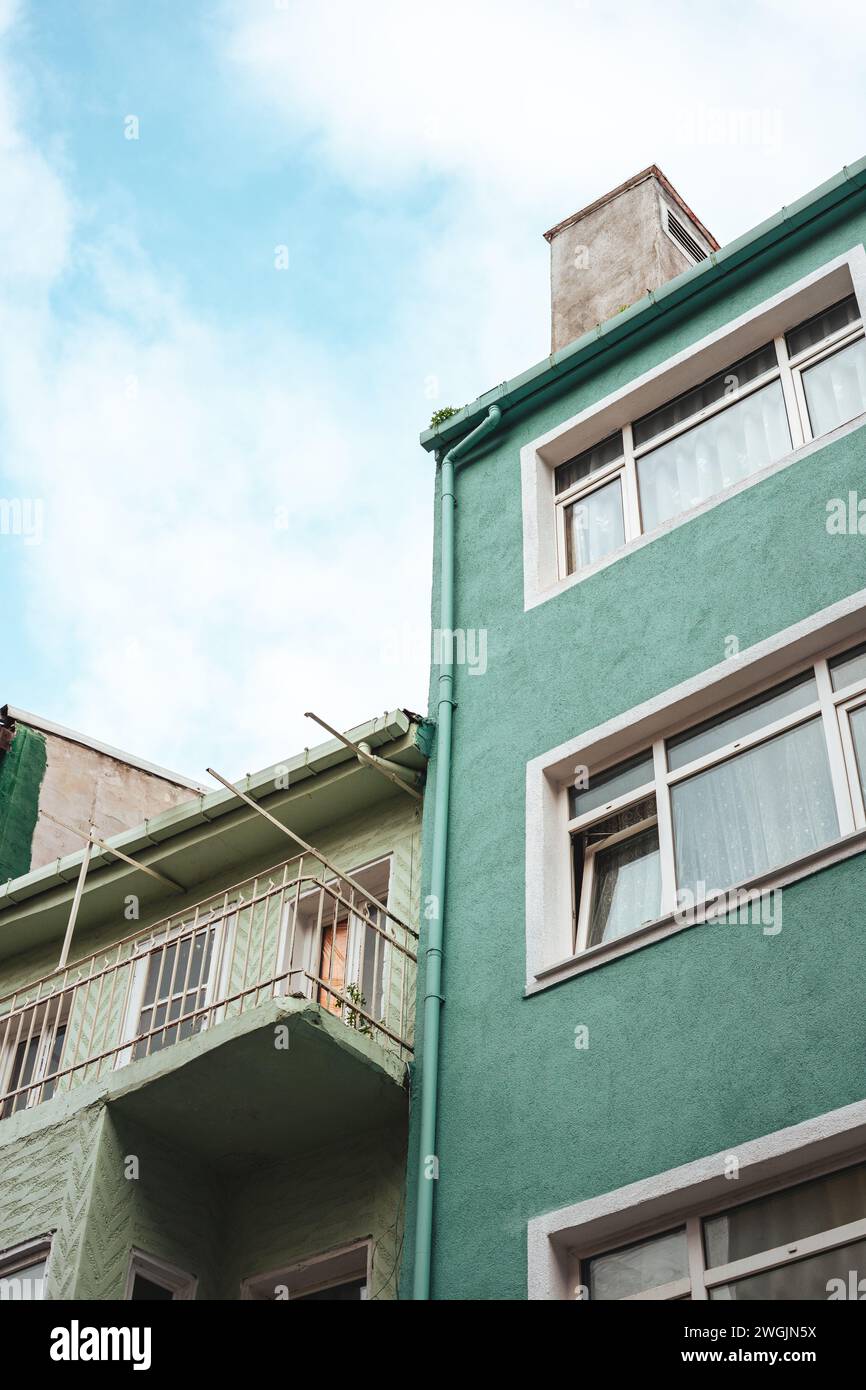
0, 851, 417, 1120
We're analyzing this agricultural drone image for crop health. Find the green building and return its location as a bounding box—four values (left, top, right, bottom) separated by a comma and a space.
407, 161, 866, 1301
0, 710, 427, 1300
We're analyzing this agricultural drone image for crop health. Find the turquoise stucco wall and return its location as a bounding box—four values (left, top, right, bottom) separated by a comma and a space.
405, 194, 866, 1298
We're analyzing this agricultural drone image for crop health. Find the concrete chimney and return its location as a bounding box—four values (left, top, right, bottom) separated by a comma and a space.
544, 165, 719, 354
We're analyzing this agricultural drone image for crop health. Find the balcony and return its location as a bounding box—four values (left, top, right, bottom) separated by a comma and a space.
0, 850, 416, 1121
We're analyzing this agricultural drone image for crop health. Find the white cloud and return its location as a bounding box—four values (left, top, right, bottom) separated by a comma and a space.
0, 10, 432, 780
3, 0, 865, 783
222, 0, 866, 395
223, 0, 866, 232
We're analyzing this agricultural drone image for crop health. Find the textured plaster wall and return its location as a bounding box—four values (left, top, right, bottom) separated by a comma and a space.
28, 731, 199, 873
404, 199, 866, 1298
549, 174, 694, 352
0, 1101, 104, 1299
1, 794, 420, 1299
222, 1124, 406, 1300
0, 1100, 406, 1300
74, 1109, 226, 1300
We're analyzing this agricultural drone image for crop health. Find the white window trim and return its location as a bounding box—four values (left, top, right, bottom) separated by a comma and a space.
573, 803, 658, 953
240, 1238, 372, 1301
525, 589, 866, 991
527, 1098, 866, 1300
0, 1234, 53, 1299
522, 246, 866, 611
124, 1248, 197, 1300
274, 855, 394, 1014
0, 995, 70, 1114
116, 906, 236, 1068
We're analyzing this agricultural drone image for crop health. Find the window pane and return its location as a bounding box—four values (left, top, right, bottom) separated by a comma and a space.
555, 433, 623, 495
667, 672, 818, 772
571, 749, 654, 819
710, 1239, 866, 1301
588, 824, 661, 946
294, 1277, 366, 1301
131, 1273, 175, 1300
848, 705, 866, 801
584, 796, 657, 842
829, 641, 866, 692
705, 1162, 866, 1269
587, 1227, 687, 1300
785, 294, 860, 358
802, 337, 866, 437
672, 718, 838, 897
40, 1023, 67, 1103
0, 1258, 47, 1299
565, 477, 625, 573
637, 380, 790, 532
4, 1035, 40, 1115
633, 343, 777, 447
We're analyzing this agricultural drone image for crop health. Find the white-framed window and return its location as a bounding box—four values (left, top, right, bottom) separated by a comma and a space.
554, 293, 865, 579
528, 1100, 866, 1301
124, 1249, 197, 1301
0, 1236, 52, 1300
523, 248, 866, 610
117, 905, 235, 1067
575, 1157, 866, 1301
525, 599, 866, 990
0, 994, 69, 1118
276, 857, 392, 1023
241, 1239, 371, 1301
568, 635, 866, 955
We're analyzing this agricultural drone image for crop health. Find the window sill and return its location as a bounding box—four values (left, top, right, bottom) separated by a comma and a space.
526, 825, 866, 995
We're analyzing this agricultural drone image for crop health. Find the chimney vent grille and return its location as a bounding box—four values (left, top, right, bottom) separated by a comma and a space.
666, 209, 708, 264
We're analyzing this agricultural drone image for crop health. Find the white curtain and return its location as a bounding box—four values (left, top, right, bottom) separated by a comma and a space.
849, 706, 866, 802
712, 1238, 866, 1300
590, 1227, 688, 1299
589, 827, 661, 946
672, 719, 837, 898
568, 476, 624, 571
706, 1163, 866, 1272
803, 337, 866, 437
638, 380, 790, 532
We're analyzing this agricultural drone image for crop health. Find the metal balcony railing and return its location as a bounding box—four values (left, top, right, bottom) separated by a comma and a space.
0, 851, 417, 1120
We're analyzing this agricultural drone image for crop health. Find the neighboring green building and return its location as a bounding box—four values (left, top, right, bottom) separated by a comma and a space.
0, 710, 427, 1300
407, 161, 866, 1301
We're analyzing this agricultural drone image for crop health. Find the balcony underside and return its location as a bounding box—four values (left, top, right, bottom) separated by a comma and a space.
107, 997, 407, 1174
0, 997, 408, 1175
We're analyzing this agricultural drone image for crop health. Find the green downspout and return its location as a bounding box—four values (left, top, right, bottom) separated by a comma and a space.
412, 403, 503, 1300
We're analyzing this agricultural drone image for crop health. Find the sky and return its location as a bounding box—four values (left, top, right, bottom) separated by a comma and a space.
0, 0, 864, 783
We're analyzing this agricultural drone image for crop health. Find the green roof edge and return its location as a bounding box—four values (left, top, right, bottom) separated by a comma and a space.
0, 709, 423, 913
420, 157, 866, 454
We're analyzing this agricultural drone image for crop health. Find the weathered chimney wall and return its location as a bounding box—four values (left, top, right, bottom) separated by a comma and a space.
545, 166, 718, 354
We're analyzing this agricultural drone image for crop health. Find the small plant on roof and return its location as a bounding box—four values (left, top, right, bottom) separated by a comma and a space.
429, 406, 460, 429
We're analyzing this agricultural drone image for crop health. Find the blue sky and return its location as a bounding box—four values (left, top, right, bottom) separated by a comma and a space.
1, 0, 864, 782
